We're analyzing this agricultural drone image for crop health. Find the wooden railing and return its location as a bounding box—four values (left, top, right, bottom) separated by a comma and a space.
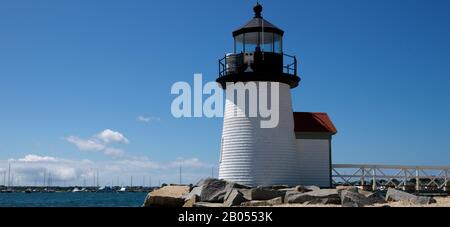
332, 164, 450, 191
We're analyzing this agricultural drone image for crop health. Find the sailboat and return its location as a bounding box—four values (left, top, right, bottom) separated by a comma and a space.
117, 186, 127, 193
97, 186, 114, 193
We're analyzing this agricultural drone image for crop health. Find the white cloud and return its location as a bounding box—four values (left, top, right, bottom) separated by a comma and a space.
103, 148, 125, 157
171, 157, 213, 168
18, 155, 57, 163
137, 116, 161, 123
96, 129, 129, 144
66, 136, 105, 151
66, 130, 129, 157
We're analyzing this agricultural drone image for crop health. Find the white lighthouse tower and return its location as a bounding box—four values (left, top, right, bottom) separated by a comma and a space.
217, 4, 302, 187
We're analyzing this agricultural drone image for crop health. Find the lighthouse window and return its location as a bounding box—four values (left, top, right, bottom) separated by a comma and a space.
274, 34, 282, 54
234, 34, 244, 53
244, 32, 259, 52
273, 34, 283, 54
261, 32, 274, 53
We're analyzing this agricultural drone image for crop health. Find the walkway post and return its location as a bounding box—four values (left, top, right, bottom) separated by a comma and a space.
416, 168, 420, 192
361, 168, 365, 187
372, 168, 377, 191
445, 169, 448, 192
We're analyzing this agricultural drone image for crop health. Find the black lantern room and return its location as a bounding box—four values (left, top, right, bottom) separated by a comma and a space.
217, 3, 300, 89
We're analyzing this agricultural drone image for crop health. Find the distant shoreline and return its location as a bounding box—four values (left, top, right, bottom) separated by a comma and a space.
0, 186, 156, 193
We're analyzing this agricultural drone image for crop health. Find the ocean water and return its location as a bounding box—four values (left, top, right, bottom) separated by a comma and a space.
0, 192, 148, 207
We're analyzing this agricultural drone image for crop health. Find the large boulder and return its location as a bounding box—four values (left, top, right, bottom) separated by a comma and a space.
386, 188, 436, 205
241, 197, 283, 207
285, 189, 341, 205
224, 189, 247, 207
337, 187, 386, 206
340, 190, 374, 207
241, 187, 286, 201
143, 185, 191, 207
199, 179, 228, 202
362, 190, 386, 204
194, 178, 250, 203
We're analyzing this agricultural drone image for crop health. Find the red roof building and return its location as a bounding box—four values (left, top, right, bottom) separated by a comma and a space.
293, 112, 337, 135
293, 112, 337, 188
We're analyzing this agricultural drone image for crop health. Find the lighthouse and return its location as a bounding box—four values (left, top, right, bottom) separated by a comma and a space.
217, 4, 337, 188
217, 3, 303, 187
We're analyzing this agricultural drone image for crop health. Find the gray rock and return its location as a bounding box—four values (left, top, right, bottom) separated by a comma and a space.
386, 188, 436, 205
182, 186, 202, 201
198, 179, 228, 202
337, 187, 386, 205
363, 190, 387, 204
223, 182, 251, 201
241, 197, 283, 207
195, 179, 250, 203
340, 190, 374, 207
241, 187, 286, 201
285, 189, 341, 205
224, 189, 247, 207
193, 202, 224, 208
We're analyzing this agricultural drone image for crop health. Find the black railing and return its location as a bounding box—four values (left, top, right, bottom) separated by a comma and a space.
218, 52, 298, 78
283, 54, 297, 76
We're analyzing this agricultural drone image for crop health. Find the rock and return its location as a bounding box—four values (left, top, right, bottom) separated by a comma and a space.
223, 182, 251, 201
192, 179, 250, 203
363, 190, 387, 204
142, 185, 191, 207
224, 189, 247, 207
337, 187, 386, 205
241, 197, 283, 207
198, 179, 228, 202
285, 189, 341, 205
182, 186, 202, 201
340, 190, 374, 207
241, 187, 286, 201
386, 188, 436, 205
193, 202, 224, 208
183, 195, 200, 208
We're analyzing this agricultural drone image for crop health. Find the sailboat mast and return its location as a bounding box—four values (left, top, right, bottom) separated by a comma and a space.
43, 170, 46, 187
96, 169, 99, 187
7, 163, 11, 187
179, 164, 182, 185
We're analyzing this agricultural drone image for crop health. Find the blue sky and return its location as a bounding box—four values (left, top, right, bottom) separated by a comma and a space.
0, 0, 450, 186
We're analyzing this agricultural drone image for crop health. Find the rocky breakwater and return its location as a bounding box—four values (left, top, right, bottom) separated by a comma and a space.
142, 179, 437, 208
